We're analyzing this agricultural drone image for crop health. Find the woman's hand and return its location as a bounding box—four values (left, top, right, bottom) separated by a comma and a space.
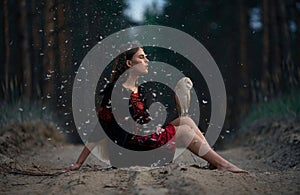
155, 126, 165, 135
63, 163, 82, 172
62, 143, 96, 173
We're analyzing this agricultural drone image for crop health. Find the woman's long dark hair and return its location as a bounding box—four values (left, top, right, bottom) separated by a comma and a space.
110, 47, 140, 83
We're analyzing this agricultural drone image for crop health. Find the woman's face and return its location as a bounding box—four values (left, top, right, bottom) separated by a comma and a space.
126, 48, 149, 75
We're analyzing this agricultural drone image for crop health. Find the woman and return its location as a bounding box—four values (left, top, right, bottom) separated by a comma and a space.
67, 47, 247, 173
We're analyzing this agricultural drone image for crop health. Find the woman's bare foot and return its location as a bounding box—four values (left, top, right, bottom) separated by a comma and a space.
217, 163, 248, 173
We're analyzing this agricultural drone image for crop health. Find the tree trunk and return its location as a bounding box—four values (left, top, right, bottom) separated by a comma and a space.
3, 0, 10, 100
237, 0, 250, 117
43, 0, 56, 104
18, 0, 31, 99
261, 0, 271, 100
223, 1, 240, 128
56, 0, 72, 121
31, 0, 43, 99
57, 1, 68, 75
294, 0, 300, 83
276, 0, 297, 91
269, 0, 281, 96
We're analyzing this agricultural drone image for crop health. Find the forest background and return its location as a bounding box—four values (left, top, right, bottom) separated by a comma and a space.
1, 0, 299, 144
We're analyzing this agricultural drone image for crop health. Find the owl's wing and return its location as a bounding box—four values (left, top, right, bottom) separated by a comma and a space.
182, 94, 189, 114
187, 92, 191, 112
174, 92, 181, 115
174, 88, 182, 115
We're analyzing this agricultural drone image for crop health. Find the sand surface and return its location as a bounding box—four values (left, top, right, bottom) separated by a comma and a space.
0, 119, 299, 194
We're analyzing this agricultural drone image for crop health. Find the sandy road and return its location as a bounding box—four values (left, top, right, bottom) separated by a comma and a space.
1, 143, 299, 195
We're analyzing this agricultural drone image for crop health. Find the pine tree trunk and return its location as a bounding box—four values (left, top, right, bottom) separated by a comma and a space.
56, 0, 72, 120
237, 0, 250, 117
57, 1, 71, 77
294, 0, 300, 83
57, 1, 66, 75
261, 0, 271, 100
31, 0, 43, 99
269, 0, 281, 96
276, 0, 297, 91
3, 0, 10, 100
223, 1, 240, 128
18, 0, 31, 99
43, 0, 56, 103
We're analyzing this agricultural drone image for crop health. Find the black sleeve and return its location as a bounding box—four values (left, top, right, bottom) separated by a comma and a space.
87, 83, 115, 143
138, 83, 179, 126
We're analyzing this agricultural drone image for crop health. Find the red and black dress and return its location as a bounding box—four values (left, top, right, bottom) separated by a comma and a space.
92, 82, 177, 167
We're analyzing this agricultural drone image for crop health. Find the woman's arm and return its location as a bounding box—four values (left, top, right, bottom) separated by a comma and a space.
64, 84, 113, 172
65, 142, 97, 171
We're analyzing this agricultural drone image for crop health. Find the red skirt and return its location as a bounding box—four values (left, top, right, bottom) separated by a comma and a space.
128, 123, 176, 151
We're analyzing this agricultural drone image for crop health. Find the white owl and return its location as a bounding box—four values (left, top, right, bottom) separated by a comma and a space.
174, 77, 193, 116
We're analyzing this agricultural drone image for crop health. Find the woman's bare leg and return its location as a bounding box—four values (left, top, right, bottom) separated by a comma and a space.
173, 117, 248, 173
171, 116, 206, 139
185, 134, 248, 173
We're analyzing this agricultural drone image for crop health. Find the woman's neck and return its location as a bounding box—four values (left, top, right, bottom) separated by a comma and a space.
122, 74, 138, 93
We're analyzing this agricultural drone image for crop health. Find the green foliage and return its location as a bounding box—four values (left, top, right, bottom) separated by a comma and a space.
0, 100, 59, 130
242, 91, 300, 126
0, 74, 61, 130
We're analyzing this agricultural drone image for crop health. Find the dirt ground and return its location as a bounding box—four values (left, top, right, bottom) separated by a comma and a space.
0, 119, 299, 194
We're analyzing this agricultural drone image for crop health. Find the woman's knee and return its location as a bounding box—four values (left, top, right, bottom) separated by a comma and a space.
176, 124, 193, 133
175, 125, 195, 141
175, 116, 196, 129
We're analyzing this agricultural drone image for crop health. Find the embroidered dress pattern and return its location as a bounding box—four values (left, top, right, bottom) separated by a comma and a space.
96, 83, 176, 152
